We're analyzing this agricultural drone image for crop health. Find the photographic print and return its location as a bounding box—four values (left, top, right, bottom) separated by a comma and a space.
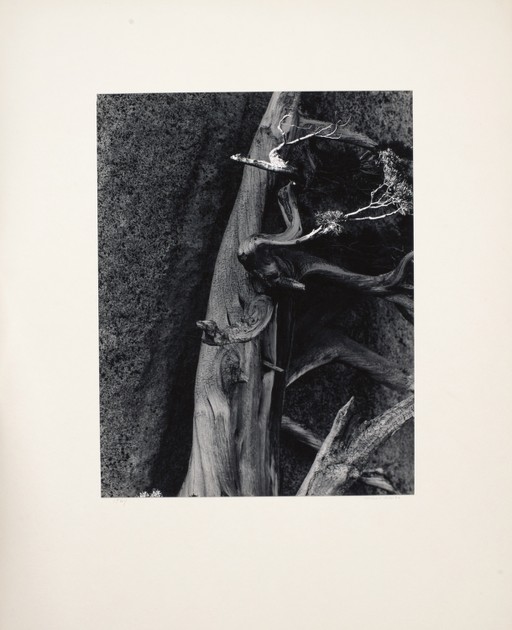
5, 1, 512, 627
98, 91, 414, 497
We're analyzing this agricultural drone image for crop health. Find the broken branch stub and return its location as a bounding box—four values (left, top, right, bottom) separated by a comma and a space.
197, 295, 274, 346
297, 395, 414, 496
281, 418, 398, 494
297, 398, 355, 495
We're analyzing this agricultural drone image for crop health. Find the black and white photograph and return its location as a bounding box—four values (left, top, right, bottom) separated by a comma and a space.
3, 2, 511, 628
98, 91, 414, 497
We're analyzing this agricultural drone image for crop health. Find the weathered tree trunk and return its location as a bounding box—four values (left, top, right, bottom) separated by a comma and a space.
179, 92, 300, 496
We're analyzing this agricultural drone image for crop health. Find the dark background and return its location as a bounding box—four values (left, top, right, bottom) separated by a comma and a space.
97, 92, 413, 497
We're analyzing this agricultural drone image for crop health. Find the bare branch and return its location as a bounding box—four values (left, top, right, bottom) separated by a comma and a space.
281, 416, 399, 494
278, 120, 341, 148
242, 228, 325, 253
230, 153, 298, 177
297, 395, 414, 495
360, 473, 398, 494
351, 208, 402, 221
297, 398, 355, 495
276, 114, 291, 145
282, 421, 399, 494
231, 113, 378, 181
385, 293, 414, 323
342, 149, 413, 221
301, 251, 414, 298
347, 395, 414, 464
288, 328, 413, 392
297, 117, 378, 150
281, 416, 322, 450
276, 182, 302, 239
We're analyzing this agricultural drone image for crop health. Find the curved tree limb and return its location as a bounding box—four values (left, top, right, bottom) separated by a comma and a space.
236, 180, 413, 321
197, 295, 274, 346
299, 251, 414, 298
281, 416, 322, 450
297, 395, 414, 495
288, 328, 414, 392
237, 184, 325, 266
296, 249, 414, 320
275, 182, 302, 239
296, 117, 378, 150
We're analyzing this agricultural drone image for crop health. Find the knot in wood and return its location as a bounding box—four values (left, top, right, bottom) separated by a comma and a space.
220, 347, 247, 390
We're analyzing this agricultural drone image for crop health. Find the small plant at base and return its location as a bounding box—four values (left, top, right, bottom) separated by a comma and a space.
139, 489, 163, 497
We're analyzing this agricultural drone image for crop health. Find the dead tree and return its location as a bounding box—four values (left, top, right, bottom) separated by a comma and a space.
180, 92, 413, 496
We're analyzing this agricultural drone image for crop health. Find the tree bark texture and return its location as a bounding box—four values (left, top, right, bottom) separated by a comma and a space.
180, 93, 301, 496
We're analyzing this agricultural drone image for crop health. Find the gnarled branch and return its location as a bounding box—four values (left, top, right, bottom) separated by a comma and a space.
281, 417, 398, 493
288, 328, 413, 392
300, 251, 413, 297
297, 395, 414, 495
236, 180, 413, 323
197, 295, 274, 346
297, 250, 414, 321
238, 183, 323, 256
237, 183, 325, 293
